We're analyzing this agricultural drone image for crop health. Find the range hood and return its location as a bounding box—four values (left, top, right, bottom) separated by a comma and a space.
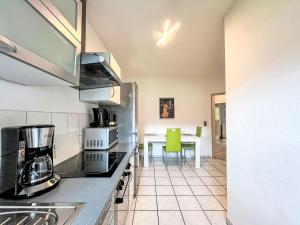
79, 52, 122, 90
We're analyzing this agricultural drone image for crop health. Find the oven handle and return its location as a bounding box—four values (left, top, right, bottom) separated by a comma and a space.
115, 172, 132, 204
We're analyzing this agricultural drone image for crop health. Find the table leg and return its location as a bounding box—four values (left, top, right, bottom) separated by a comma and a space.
195, 139, 201, 168
144, 138, 149, 167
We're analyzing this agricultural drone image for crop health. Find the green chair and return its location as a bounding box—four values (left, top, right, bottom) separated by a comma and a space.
182, 126, 202, 159
162, 128, 182, 166
139, 143, 153, 159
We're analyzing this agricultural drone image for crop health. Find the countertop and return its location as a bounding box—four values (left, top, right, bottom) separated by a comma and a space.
0, 142, 135, 225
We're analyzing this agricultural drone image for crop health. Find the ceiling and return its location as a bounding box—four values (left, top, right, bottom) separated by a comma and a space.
87, 0, 234, 78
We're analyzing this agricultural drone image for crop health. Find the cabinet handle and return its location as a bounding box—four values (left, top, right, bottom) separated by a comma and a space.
0, 36, 17, 54
111, 86, 115, 98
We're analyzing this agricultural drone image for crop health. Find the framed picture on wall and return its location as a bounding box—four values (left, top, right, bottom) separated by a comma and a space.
160, 98, 175, 119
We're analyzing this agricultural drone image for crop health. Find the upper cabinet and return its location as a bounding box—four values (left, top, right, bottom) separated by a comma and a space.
39, 0, 82, 42
0, 0, 82, 86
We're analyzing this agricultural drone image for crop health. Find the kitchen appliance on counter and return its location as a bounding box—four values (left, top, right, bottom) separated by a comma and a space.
55, 151, 126, 178
91, 108, 109, 127
0, 125, 60, 199
0, 202, 84, 225
84, 126, 118, 150
109, 113, 117, 126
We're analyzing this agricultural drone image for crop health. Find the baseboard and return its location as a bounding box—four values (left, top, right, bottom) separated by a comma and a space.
226, 218, 233, 225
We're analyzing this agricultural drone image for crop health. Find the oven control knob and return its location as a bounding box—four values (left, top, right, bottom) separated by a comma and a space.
126, 163, 131, 169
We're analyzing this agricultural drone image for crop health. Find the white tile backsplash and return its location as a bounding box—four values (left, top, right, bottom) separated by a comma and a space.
53, 132, 81, 165
68, 113, 80, 134
51, 113, 67, 134
79, 113, 91, 135
0, 110, 90, 165
27, 111, 51, 125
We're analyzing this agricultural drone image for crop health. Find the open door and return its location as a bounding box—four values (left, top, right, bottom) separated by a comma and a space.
211, 93, 226, 160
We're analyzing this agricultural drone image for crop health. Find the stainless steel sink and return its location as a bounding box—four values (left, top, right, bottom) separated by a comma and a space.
0, 202, 84, 225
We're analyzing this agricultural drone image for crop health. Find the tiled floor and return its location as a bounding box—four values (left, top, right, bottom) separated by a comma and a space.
125, 157, 227, 225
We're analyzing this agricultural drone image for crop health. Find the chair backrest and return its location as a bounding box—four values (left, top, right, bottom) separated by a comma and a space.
165, 128, 181, 152
196, 126, 202, 137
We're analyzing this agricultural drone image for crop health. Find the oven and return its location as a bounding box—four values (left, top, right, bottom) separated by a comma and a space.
114, 165, 132, 225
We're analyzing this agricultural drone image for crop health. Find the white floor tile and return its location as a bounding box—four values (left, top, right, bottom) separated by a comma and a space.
203, 165, 217, 171
200, 177, 221, 185
190, 186, 212, 195
157, 196, 179, 210
154, 170, 169, 177
205, 211, 227, 225
196, 196, 224, 210
173, 185, 193, 195
156, 186, 175, 196
171, 177, 188, 185
168, 171, 183, 177
140, 177, 156, 185
125, 211, 134, 225
155, 177, 171, 186
208, 170, 225, 177
207, 186, 227, 196
141, 171, 155, 177
158, 211, 184, 225
133, 211, 158, 225
135, 196, 157, 210
182, 170, 197, 177
181, 166, 193, 171
182, 211, 211, 225
177, 196, 202, 210
167, 165, 181, 171
195, 170, 212, 177
215, 196, 227, 210
186, 177, 204, 185
215, 177, 227, 185
138, 186, 156, 196
155, 165, 167, 171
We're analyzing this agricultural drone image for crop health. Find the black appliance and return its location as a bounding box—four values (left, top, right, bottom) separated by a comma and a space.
55, 151, 126, 178
91, 108, 109, 127
109, 113, 117, 126
0, 125, 60, 198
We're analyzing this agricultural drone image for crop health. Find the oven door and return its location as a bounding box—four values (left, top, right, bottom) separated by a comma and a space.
114, 171, 131, 225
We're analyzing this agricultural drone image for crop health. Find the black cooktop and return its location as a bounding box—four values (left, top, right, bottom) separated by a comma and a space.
55, 151, 126, 178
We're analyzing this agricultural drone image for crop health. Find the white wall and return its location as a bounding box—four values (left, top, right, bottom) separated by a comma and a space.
125, 76, 225, 156
225, 1, 300, 225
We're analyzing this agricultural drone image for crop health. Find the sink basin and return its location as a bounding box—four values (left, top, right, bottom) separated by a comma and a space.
0, 202, 84, 225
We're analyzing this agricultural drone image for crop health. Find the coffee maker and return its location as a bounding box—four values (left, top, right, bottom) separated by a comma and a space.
0, 125, 60, 198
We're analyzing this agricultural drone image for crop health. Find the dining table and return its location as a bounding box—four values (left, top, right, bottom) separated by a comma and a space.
143, 133, 201, 168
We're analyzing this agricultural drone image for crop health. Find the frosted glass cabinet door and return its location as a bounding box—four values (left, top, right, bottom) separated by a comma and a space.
0, 0, 80, 85
41, 0, 82, 42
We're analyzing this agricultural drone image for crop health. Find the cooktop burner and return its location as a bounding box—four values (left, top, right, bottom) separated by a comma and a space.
55, 151, 126, 178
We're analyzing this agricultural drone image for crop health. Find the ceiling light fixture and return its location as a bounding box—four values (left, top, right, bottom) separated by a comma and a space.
157, 20, 181, 47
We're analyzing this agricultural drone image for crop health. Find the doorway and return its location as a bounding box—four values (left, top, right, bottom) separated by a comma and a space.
211, 93, 226, 160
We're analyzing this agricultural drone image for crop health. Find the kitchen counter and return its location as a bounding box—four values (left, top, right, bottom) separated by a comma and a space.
0, 142, 135, 225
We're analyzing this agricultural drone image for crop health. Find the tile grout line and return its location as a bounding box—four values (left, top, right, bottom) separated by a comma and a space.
167, 162, 187, 225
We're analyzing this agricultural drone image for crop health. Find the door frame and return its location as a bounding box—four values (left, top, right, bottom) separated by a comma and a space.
211, 92, 226, 158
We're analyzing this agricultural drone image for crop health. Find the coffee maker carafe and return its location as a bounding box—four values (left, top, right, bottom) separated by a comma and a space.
0, 125, 60, 198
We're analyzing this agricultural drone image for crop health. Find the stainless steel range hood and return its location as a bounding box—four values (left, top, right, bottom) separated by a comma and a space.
79, 52, 122, 90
